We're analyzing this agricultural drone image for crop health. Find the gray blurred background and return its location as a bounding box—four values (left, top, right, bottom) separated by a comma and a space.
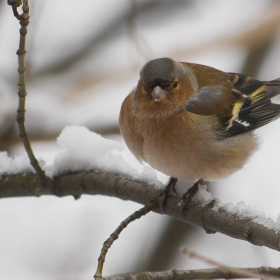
1, 0, 280, 279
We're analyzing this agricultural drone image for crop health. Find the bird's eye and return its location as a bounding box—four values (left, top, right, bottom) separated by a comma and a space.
173, 81, 178, 88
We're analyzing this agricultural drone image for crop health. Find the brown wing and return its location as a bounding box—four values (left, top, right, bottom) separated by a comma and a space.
184, 63, 280, 137
184, 63, 245, 129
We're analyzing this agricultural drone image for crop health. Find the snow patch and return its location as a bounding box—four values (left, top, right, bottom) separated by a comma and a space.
186, 183, 280, 233
48, 125, 165, 186
0, 151, 34, 177
213, 199, 280, 233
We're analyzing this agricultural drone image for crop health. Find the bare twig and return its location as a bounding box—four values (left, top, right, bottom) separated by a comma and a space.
182, 247, 279, 280
94, 203, 154, 279
104, 267, 280, 280
8, 0, 46, 182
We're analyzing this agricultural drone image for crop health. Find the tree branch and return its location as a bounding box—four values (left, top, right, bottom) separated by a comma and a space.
103, 267, 280, 280
1, 171, 280, 252
181, 247, 279, 279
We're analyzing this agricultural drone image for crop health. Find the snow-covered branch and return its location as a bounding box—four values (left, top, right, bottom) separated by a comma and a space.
1, 126, 280, 252
1, 167, 280, 252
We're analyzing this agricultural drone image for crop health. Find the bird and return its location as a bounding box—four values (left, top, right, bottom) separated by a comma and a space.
119, 57, 280, 212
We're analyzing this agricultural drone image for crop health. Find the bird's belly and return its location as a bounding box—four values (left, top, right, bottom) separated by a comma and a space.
141, 124, 257, 181
142, 138, 213, 180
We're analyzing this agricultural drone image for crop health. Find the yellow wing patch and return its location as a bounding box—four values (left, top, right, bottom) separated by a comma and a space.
248, 85, 266, 104
227, 100, 244, 128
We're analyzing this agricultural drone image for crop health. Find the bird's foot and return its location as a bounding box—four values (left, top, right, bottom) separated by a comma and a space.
159, 177, 178, 213
182, 179, 204, 214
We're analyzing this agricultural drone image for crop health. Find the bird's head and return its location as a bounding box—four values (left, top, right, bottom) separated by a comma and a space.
133, 58, 197, 116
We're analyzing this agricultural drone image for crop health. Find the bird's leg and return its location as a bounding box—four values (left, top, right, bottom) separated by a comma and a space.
159, 177, 178, 213
182, 179, 204, 214
170, 178, 179, 195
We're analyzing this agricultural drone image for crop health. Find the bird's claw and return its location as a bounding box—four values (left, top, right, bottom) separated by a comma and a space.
160, 177, 178, 213
181, 179, 204, 214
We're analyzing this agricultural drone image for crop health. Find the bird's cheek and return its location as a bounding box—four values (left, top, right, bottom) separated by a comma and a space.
172, 88, 193, 105
133, 88, 151, 107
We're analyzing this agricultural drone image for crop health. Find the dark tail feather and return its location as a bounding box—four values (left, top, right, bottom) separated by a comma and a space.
227, 74, 280, 137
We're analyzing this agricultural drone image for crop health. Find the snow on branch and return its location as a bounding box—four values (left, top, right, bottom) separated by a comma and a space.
1, 126, 280, 252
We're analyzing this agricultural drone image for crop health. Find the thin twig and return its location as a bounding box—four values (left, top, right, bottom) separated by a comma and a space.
8, 0, 46, 182
104, 267, 280, 280
94, 203, 154, 280
182, 247, 280, 280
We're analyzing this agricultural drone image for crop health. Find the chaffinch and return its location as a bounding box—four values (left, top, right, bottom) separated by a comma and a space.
119, 57, 280, 210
